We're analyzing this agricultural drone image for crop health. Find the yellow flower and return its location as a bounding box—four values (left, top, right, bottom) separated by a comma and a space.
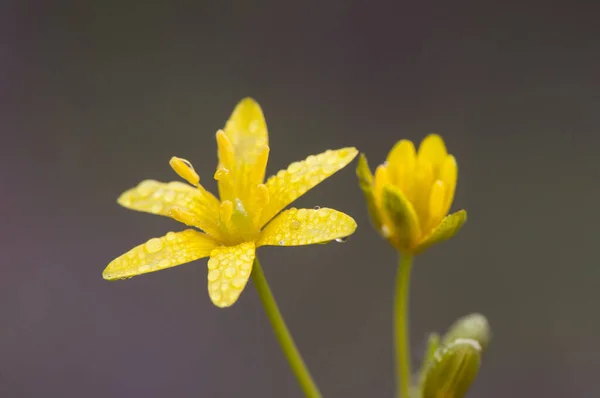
103, 98, 358, 307
356, 134, 466, 254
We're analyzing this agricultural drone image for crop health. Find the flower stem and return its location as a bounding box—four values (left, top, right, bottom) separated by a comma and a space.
251, 257, 322, 398
395, 253, 414, 398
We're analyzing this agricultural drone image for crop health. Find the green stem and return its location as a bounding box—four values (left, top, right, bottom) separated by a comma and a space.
251, 257, 322, 398
395, 253, 414, 398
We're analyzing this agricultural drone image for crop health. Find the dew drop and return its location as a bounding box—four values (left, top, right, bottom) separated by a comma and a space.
240, 261, 252, 271
296, 208, 308, 221
232, 278, 246, 289
278, 240, 285, 245
381, 225, 392, 238
137, 181, 155, 196
157, 259, 171, 268
208, 269, 221, 282
211, 290, 222, 302
163, 190, 176, 203
290, 220, 301, 230
145, 238, 164, 253
313, 206, 321, 210
224, 267, 236, 279
335, 237, 348, 243
288, 162, 302, 173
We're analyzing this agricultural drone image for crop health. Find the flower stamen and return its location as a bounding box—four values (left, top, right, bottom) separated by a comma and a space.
170, 157, 200, 186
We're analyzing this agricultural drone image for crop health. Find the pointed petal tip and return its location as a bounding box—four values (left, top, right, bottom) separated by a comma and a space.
239, 96, 258, 104
234, 97, 262, 112
418, 133, 448, 159
343, 146, 359, 159
102, 268, 112, 280
116, 193, 129, 207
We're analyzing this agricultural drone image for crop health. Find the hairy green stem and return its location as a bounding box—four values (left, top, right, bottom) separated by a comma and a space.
252, 257, 322, 398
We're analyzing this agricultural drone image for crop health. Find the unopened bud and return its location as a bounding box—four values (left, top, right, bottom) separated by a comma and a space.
422, 338, 481, 398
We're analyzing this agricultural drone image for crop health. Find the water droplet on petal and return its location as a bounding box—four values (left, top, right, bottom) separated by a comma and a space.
224, 267, 236, 279
335, 237, 348, 243
164, 190, 176, 203
381, 225, 392, 238
157, 259, 171, 268
288, 162, 302, 173
296, 208, 308, 220
145, 238, 163, 253
232, 278, 246, 289
208, 269, 221, 282
314, 206, 321, 210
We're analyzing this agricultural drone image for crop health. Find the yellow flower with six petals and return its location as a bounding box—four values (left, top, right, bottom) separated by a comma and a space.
356, 134, 466, 254
104, 98, 358, 307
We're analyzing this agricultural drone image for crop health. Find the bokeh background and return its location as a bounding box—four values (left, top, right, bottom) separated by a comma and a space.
2, 1, 599, 397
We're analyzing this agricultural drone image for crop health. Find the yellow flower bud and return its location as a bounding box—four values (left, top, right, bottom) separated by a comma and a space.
356, 134, 466, 254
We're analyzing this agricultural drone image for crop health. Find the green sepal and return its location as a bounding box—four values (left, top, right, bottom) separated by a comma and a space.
355, 153, 383, 233
382, 185, 420, 250
421, 338, 482, 398
414, 209, 466, 254
443, 313, 491, 352
418, 333, 441, 387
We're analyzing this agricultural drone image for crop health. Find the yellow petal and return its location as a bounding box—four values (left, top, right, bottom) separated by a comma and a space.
223, 97, 269, 162
373, 163, 390, 207
426, 180, 447, 233
257, 207, 357, 246
386, 139, 417, 192
103, 230, 218, 280
117, 180, 222, 239
382, 185, 421, 251
439, 155, 458, 216
417, 134, 448, 169
217, 98, 270, 203
260, 147, 358, 227
411, 157, 435, 222
415, 210, 467, 254
207, 242, 256, 308
355, 154, 383, 232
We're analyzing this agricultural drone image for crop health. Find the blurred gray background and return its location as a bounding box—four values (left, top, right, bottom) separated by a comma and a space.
2, 1, 599, 397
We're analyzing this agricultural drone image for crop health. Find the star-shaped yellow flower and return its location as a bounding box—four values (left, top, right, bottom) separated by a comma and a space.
104, 98, 358, 307
356, 134, 466, 254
